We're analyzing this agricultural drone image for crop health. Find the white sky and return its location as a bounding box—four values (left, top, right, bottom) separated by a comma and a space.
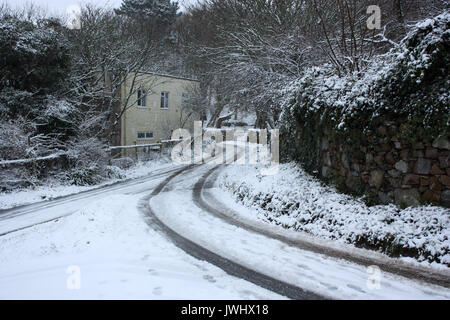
2, 0, 199, 16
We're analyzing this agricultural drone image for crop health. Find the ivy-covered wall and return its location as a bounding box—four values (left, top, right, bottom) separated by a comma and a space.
280, 12, 450, 208
293, 118, 450, 207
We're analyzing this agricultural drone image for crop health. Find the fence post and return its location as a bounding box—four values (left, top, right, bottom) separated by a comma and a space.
134, 141, 138, 161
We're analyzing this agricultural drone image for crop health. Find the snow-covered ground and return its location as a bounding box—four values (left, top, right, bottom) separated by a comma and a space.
0, 172, 283, 299
1, 145, 448, 299
216, 163, 450, 267
150, 165, 450, 299
0, 158, 173, 210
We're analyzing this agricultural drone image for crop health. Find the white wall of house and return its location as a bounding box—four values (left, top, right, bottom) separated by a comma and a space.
120, 72, 200, 149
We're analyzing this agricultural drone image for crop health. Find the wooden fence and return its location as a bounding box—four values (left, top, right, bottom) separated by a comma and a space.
108, 139, 184, 161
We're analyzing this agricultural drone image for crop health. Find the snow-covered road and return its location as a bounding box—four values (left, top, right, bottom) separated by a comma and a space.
1, 162, 449, 299
0, 165, 184, 236
149, 164, 450, 300
0, 164, 283, 299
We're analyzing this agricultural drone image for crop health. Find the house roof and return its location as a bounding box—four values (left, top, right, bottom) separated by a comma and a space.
136, 71, 200, 83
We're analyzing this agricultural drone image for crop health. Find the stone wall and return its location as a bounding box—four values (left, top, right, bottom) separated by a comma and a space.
316, 124, 450, 208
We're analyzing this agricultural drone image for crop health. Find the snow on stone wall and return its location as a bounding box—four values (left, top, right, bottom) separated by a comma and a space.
279, 12, 450, 208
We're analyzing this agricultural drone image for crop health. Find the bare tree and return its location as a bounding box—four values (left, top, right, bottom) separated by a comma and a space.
176, 0, 449, 128
179, 0, 317, 128
65, 5, 157, 147
178, 83, 206, 128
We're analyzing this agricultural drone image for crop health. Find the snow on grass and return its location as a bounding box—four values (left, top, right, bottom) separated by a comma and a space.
0, 157, 175, 210
217, 163, 450, 267
0, 193, 283, 299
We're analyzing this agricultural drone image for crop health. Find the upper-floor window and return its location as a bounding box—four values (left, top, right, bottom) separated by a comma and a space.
137, 89, 147, 108
161, 92, 169, 109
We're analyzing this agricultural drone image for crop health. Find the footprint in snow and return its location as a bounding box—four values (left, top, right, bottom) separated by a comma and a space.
152, 287, 163, 296
203, 275, 216, 283
148, 269, 158, 276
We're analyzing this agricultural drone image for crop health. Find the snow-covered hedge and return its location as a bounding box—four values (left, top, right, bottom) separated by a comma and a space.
0, 14, 112, 190
218, 164, 450, 266
279, 12, 450, 162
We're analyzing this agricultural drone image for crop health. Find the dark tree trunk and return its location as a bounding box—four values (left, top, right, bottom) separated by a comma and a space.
394, 0, 405, 24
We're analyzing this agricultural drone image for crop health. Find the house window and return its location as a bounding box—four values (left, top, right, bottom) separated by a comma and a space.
181, 93, 189, 107
137, 89, 147, 108
161, 92, 169, 109
137, 131, 154, 140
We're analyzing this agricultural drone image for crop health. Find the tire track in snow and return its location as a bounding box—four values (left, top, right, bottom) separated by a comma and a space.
141, 165, 325, 300
0, 166, 184, 237
194, 165, 450, 289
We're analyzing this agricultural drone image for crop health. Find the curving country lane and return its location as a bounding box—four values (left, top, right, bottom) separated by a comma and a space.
140, 164, 324, 300
1, 159, 450, 300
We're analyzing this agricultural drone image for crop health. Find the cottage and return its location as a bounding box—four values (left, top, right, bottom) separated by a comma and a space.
118, 72, 200, 153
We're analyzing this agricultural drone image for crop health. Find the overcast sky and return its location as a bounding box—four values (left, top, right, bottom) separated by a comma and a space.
3, 0, 199, 16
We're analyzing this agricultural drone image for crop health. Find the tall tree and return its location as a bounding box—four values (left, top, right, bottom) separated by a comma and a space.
116, 0, 185, 76
115, 0, 180, 28
67, 5, 156, 146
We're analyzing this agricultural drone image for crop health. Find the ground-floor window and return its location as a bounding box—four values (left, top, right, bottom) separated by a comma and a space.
137, 131, 154, 140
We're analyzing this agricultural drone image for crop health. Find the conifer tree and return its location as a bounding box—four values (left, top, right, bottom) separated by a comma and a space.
115, 0, 179, 26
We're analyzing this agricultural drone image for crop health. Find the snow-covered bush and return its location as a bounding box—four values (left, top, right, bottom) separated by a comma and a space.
35, 97, 81, 142
218, 164, 450, 266
111, 157, 135, 170
0, 119, 32, 160
0, 13, 77, 157
0, 15, 70, 93
0, 12, 114, 189
63, 138, 110, 186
